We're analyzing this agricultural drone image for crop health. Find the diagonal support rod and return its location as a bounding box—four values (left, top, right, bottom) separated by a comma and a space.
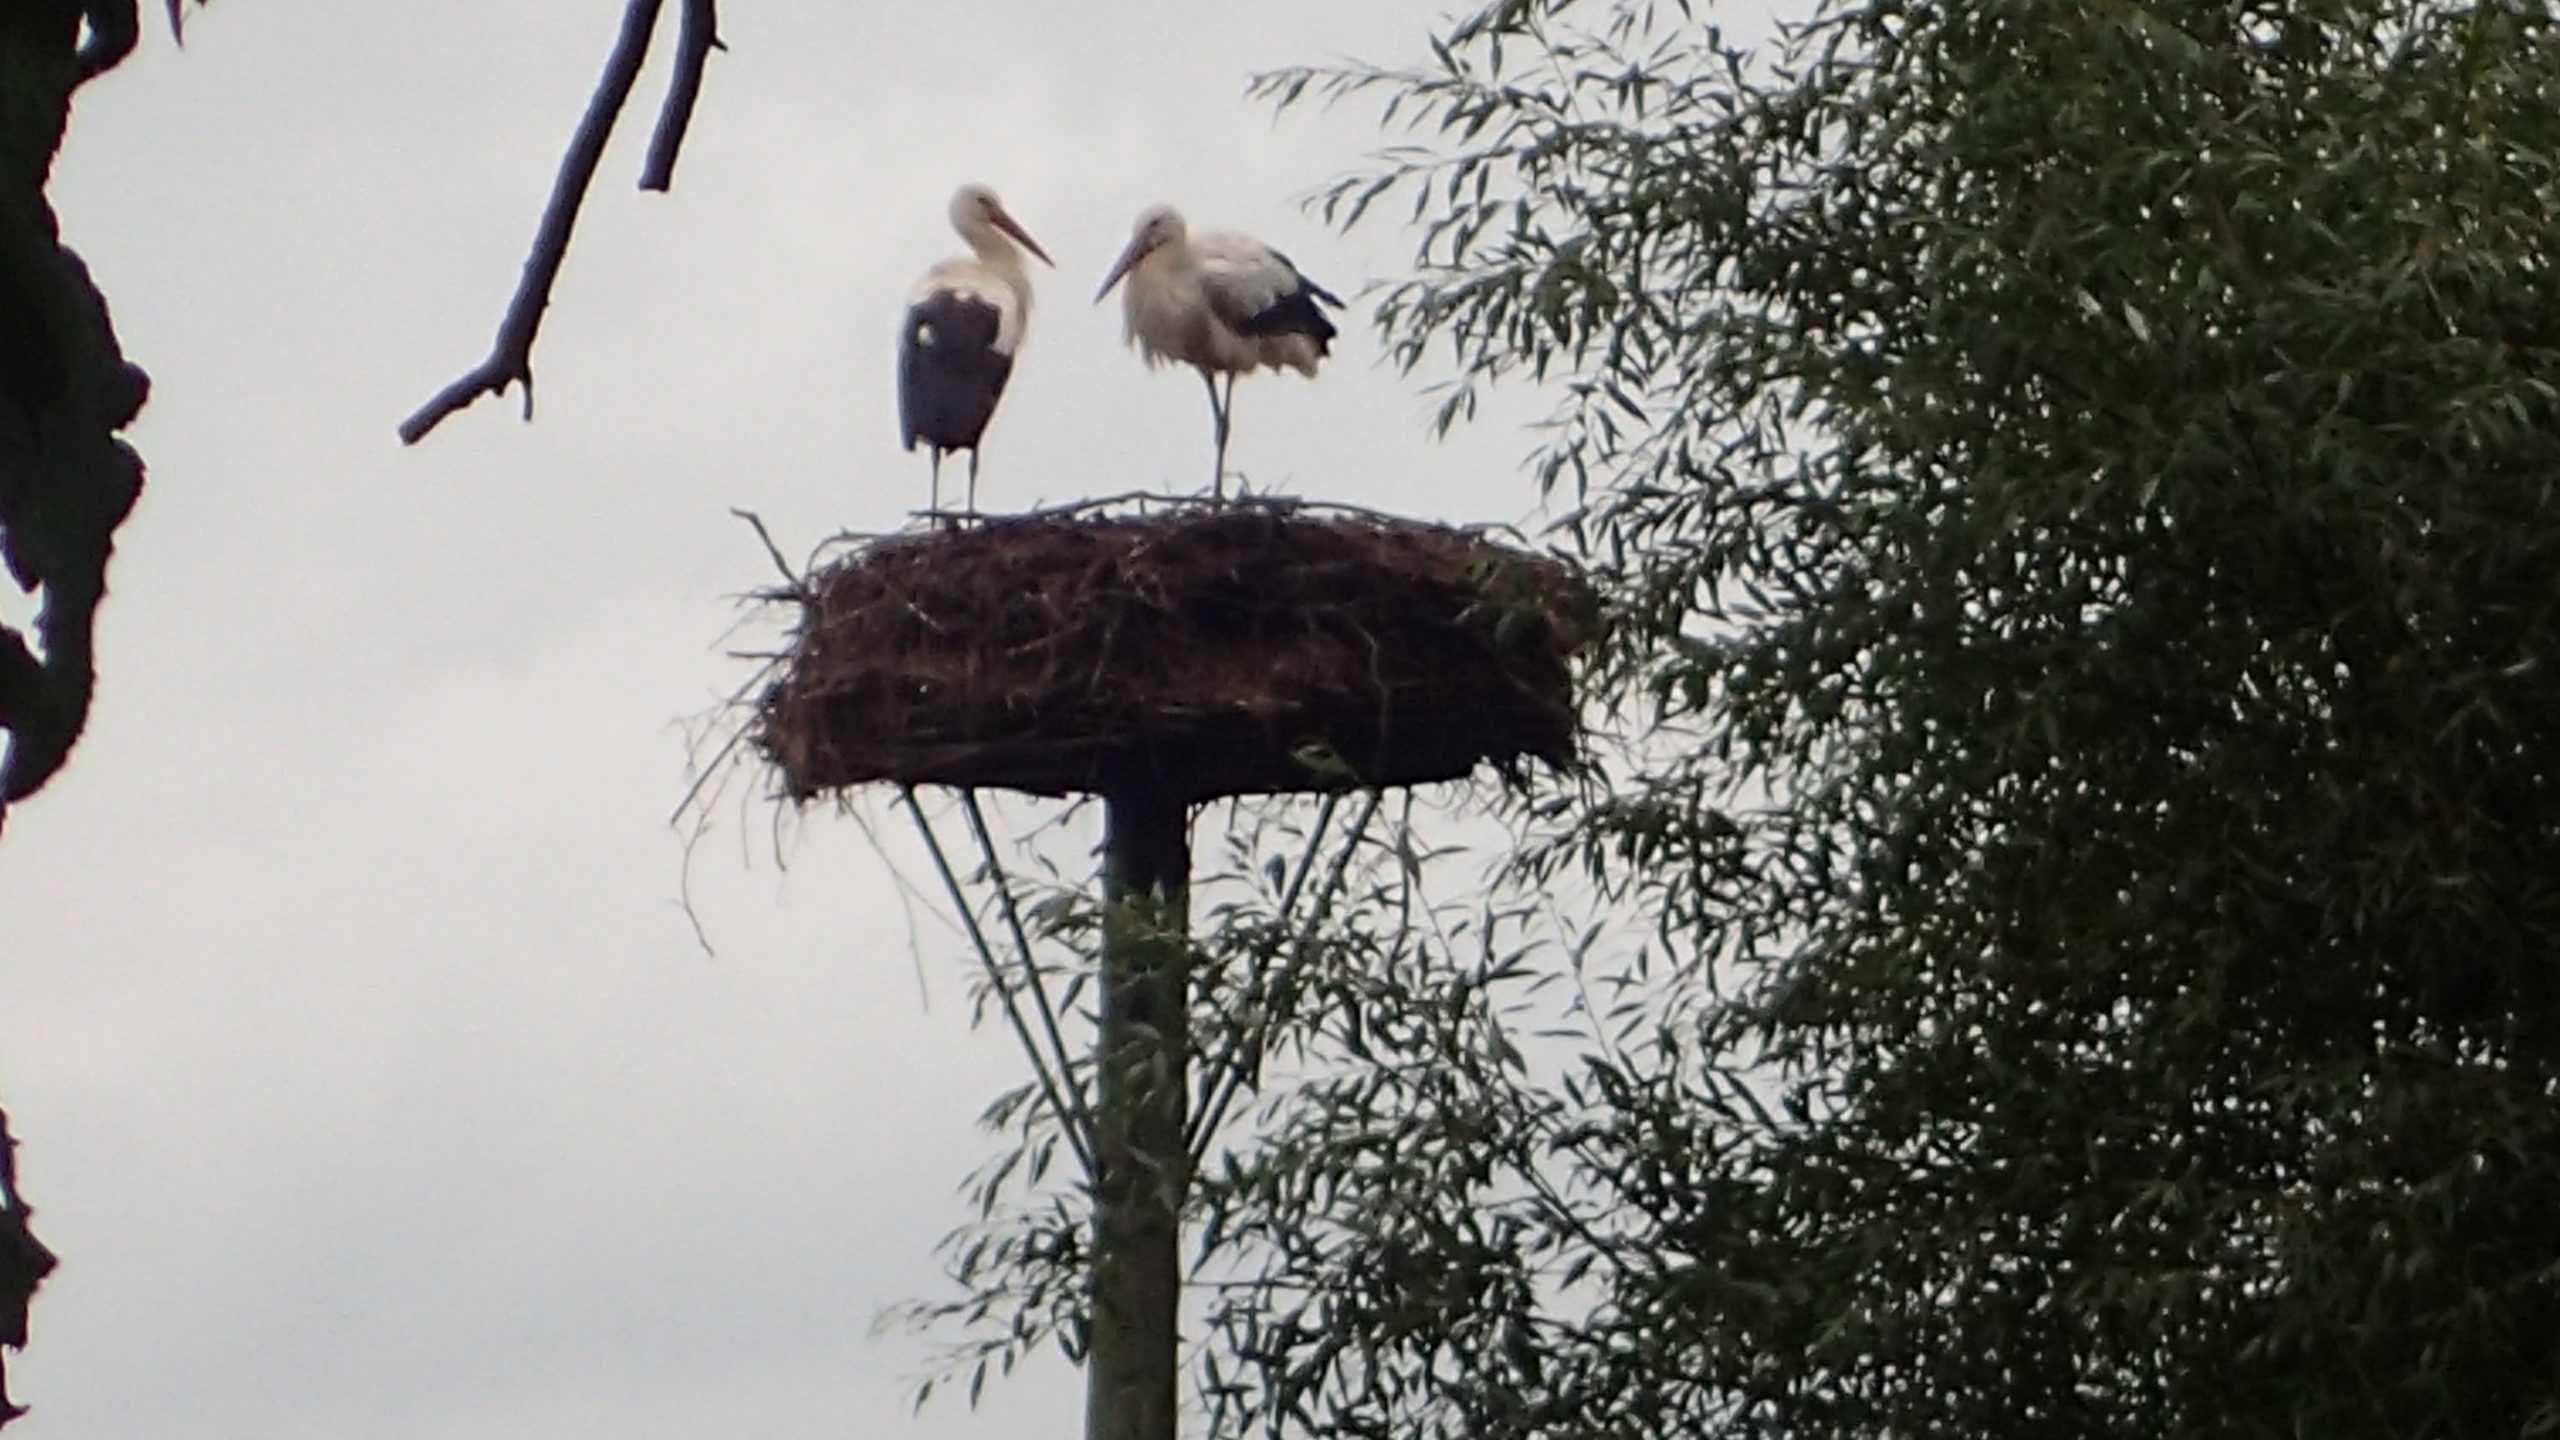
958, 790, 1096, 1162
901, 788, 1095, 1181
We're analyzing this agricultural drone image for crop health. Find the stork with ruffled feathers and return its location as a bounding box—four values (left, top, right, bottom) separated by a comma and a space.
899, 183, 1054, 517
1096, 204, 1343, 499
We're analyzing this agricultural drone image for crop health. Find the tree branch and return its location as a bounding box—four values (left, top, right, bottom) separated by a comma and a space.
73, 0, 138, 83
397, 0, 668, 446
638, 0, 720, 193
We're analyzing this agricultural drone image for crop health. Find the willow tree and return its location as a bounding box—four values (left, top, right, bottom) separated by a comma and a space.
1223, 1, 2560, 1437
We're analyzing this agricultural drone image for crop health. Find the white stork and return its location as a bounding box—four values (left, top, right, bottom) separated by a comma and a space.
899, 183, 1054, 516
1095, 205, 1343, 499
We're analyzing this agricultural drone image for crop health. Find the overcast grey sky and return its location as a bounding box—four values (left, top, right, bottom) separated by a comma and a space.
0, 3, 1587, 1437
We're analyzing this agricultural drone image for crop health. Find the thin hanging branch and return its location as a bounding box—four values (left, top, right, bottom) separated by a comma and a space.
902, 789, 1097, 1181
639, 0, 722, 192
1186, 790, 1383, 1160
399, 0, 672, 445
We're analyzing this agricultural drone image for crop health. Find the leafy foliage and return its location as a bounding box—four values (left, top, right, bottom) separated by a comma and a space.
876, 4, 2560, 1438
884, 788, 1626, 1439
1228, 0, 2560, 1436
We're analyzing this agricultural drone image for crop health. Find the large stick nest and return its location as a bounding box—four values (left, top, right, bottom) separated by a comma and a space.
756, 501, 1589, 802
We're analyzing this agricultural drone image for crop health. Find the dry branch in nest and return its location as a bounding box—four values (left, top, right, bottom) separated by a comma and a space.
756, 502, 1590, 803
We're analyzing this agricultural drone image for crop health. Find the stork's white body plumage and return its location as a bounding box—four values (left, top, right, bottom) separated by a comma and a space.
898, 184, 1052, 516
1097, 205, 1342, 497
907, 257, 1032, 355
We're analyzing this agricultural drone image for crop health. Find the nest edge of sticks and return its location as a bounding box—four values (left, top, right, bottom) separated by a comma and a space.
755, 499, 1591, 803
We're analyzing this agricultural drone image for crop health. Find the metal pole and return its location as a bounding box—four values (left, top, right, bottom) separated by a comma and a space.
1085, 785, 1191, 1440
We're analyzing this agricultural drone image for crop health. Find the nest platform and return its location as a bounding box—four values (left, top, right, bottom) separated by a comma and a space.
756, 501, 1587, 803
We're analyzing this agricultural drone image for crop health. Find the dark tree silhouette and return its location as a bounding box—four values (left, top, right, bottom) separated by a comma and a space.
0, 0, 161, 838
1222, 3, 2560, 1436
0, 2, 179, 1415
398, 0, 721, 445
3, 1, 717, 1414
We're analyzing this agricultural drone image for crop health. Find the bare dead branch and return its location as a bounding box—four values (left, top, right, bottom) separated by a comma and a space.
397, 0, 669, 446
639, 0, 722, 193
729, 508, 810, 599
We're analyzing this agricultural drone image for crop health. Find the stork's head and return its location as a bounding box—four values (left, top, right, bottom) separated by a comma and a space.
949, 183, 1055, 267
1094, 205, 1189, 303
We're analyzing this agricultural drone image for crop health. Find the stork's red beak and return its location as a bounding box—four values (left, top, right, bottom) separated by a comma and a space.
991, 209, 1054, 267
1095, 235, 1149, 303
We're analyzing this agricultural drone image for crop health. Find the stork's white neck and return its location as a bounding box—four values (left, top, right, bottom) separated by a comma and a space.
955, 230, 1035, 332
964, 227, 1031, 284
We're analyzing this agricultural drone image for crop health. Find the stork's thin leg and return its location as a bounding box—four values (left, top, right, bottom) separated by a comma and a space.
1218, 374, 1239, 503
1202, 369, 1232, 502
966, 449, 981, 518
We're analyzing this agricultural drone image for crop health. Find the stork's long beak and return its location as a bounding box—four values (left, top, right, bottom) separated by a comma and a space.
992, 210, 1054, 268
1094, 236, 1149, 303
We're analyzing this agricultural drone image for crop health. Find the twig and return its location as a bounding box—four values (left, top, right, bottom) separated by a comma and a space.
1000, 488, 1518, 544
730, 508, 809, 598
398, 0, 669, 445
639, 0, 723, 192
902, 788, 1097, 1181
664, 648, 785, 829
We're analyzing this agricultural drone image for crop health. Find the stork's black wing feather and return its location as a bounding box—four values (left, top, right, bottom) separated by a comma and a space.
1262, 249, 1344, 309
898, 292, 1015, 453
1230, 250, 1343, 356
